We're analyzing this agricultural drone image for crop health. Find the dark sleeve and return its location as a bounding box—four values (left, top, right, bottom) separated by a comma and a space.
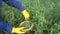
0, 20, 12, 33
3, 0, 25, 11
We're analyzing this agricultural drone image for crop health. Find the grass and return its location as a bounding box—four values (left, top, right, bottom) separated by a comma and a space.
0, 0, 60, 34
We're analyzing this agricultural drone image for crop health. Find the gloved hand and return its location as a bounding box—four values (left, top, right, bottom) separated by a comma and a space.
22, 10, 30, 20
12, 27, 25, 34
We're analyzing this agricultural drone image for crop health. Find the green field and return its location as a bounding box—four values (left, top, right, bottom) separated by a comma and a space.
0, 0, 60, 34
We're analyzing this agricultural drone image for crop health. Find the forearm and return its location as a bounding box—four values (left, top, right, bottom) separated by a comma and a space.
0, 0, 2, 8
3, 0, 25, 11
0, 20, 12, 33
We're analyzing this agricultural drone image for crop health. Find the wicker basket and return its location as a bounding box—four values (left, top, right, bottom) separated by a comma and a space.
19, 21, 33, 32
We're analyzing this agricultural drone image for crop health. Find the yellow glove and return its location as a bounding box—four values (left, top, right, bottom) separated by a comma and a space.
22, 10, 30, 20
12, 27, 25, 34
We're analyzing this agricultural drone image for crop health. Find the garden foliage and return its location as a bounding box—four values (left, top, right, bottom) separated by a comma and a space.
0, 0, 60, 34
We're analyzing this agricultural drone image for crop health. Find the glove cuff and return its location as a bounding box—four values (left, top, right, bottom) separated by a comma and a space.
12, 27, 16, 33
22, 10, 28, 14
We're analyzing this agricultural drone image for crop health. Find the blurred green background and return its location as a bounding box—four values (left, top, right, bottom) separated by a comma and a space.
0, 0, 60, 34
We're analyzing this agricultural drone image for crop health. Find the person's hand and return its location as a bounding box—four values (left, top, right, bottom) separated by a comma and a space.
22, 10, 30, 20
12, 27, 25, 34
